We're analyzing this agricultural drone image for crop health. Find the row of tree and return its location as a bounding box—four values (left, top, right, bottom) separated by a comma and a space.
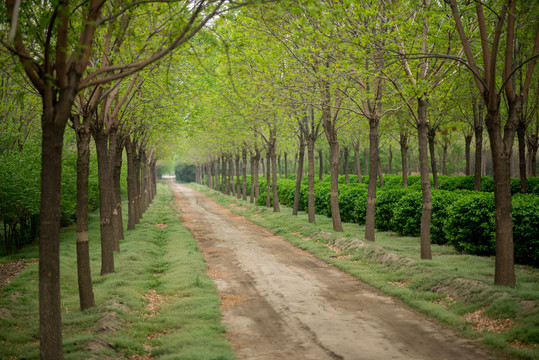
170, 0, 538, 290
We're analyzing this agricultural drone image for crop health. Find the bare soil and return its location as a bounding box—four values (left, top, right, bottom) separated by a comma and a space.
169, 182, 501, 360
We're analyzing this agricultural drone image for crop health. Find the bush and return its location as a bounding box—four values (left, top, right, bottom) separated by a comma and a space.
445, 193, 495, 256
431, 190, 461, 244
338, 183, 367, 223
375, 188, 411, 231
391, 191, 422, 236
313, 182, 332, 217
512, 194, 539, 267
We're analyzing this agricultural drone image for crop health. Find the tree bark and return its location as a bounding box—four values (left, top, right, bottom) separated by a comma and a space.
265, 155, 271, 208
354, 141, 362, 183
427, 126, 439, 189
93, 130, 115, 275
307, 134, 316, 223
271, 145, 280, 213
400, 132, 409, 187
318, 149, 323, 181
242, 149, 247, 201
125, 137, 138, 231
343, 146, 350, 184
235, 154, 241, 199
284, 152, 288, 179
112, 132, 124, 251
473, 98, 483, 191
250, 155, 255, 203
292, 135, 305, 215
74, 118, 96, 311
418, 98, 432, 260
527, 134, 538, 176
465, 134, 472, 175
365, 119, 379, 242
388, 144, 393, 174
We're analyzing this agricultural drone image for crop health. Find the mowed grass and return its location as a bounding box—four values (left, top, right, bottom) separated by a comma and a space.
190, 182, 539, 360
0, 183, 234, 360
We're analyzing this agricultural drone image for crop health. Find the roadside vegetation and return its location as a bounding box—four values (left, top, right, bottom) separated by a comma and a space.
0, 183, 233, 360
189, 182, 539, 360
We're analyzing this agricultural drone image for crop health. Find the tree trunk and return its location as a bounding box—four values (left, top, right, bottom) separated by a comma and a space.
318, 149, 323, 181
517, 122, 527, 193
265, 155, 271, 208
365, 119, 379, 242
235, 155, 241, 198
271, 146, 280, 212
427, 127, 439, 189
39, 109, 66, 360
442, 143, 448, 175
242, 149, 247, 201
307, 134, 316, 223
417, 98, 432, 260
473, 99, 483, 191
215, 160, 220, 192
388, 144, 393, 174
527, 134, 538, 177
229, 157, 234, 196
487, 101, 517, 286
112, 133, 124, 251
222, 157, 228, 195
364, 149, 369, 176
354, 141, 362, 183
250, 156, 255, 203
343, 146, 350, 184
74, 120, 95, 311
400, 132, 409, 187
254, 149, 260, 198
206, 162, 212, 188
465, 134, 472, 175
293, 136, 305, 215
284, 152, 288, 179
93, 130, 115, 275
125, 137, 138, 231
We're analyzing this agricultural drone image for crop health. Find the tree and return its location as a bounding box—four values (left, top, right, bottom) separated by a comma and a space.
445, 0, 539, 285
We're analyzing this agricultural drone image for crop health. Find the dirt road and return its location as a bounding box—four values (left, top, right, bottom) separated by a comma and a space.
169, 182, 498, 360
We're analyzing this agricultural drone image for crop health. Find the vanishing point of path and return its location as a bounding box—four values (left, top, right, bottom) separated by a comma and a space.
169, 181, 499, 360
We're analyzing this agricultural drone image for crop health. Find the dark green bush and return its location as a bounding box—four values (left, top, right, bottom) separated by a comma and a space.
431, 190, 461, 244
313, 182, 332, 217
375, 188, 411, 231
338, 183, 367, 223
512, 194, 539, 267
391, 191, 422, 236
445, 193, 495, 256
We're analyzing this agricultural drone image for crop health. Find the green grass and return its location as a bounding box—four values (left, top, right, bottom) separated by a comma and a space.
191, 182, 539, 360
0, 183, 234, 360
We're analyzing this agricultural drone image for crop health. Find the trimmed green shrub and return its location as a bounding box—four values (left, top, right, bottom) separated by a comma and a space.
431, 190, 461, 244
314, 182, 332, 217
375, 188, 411, 231
445, 193, 495, 256
391, 191, 422, 236
512, 194, 539, 267
338, 183, 368, 223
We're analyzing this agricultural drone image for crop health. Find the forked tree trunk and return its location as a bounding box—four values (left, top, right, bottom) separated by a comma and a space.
417, 98, 432, 260
365, 119, 379, 242
74, 120, 95, 310
293, 135, 305, 215
400, 132, 409, 187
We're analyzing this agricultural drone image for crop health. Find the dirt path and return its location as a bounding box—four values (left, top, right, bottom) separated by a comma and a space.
169, 182, 498, 360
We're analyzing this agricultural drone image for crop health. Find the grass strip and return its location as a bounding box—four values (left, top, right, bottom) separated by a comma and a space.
0, 183, 234, 360
189, 182, 539, 360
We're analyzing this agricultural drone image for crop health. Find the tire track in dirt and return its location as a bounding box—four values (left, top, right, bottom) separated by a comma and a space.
169, 181, 499, 360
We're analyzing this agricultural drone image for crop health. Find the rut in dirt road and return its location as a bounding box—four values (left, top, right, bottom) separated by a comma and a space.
169, 181, 498, 360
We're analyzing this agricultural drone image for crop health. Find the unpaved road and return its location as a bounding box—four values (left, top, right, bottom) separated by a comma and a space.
169, 182, 498, 360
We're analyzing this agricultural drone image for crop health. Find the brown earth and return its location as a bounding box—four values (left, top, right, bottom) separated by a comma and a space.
169, 182, 501, 360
